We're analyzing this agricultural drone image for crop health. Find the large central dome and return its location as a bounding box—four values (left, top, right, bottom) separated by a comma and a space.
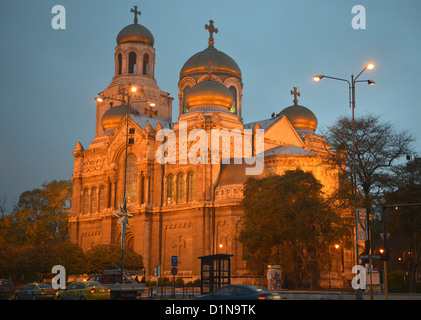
180, 20, 241, 81
180, 46, 241, 78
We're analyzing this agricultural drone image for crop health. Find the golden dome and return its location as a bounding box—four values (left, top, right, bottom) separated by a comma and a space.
101, 105, 134, 131
185, 80, 234, 111
180, 46, 241, 79
117, 23, 154, 46
279, 104, 318, 133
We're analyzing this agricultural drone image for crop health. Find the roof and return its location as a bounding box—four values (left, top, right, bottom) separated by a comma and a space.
216, 159, 273, 186
263, 145, 316, 157
129, 114, 173, 130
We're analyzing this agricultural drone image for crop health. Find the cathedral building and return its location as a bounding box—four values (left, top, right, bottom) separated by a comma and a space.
70, 7, 353, 286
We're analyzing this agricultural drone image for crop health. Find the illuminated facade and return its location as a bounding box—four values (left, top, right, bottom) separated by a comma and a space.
69, 7, 353, 287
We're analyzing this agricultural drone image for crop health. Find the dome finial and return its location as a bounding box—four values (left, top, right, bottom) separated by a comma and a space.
291, 87, 300, 105
205, 20, 218, 47
130, 5, 141, 24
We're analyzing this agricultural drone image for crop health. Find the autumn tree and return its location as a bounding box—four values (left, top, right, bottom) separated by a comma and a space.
239, 169, 350, 290
0, 180, 72, 245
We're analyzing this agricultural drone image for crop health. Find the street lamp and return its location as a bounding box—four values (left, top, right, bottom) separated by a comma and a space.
328, 244, 340, 290
314, 63, 375, 298
96, 85, 137, 271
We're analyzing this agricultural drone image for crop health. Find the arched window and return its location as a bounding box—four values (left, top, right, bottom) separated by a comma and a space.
117, 53, 122, 75
99, 186, 105, 212
229, 86, 237, 114
183, 86, 191, 114
177, 172, 184, 203
142, 54, 149, 75
126, 154, 137, 203
187, 171, 195, 202
82, 189, 89, 215
128, 52, 137, 74
91, 187, 98, 213
167, 174, 174, 204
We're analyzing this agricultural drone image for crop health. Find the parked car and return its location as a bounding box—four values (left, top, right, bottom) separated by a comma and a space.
194, 285, 281, 300
0, 279, 15, 300
14, 283, 56, 300
56, 281, 110, 300
87, 269, 145, 299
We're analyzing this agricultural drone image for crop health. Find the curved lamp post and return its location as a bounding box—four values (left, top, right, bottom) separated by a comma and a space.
314, 63, 375, 299
96, 85, 137, 270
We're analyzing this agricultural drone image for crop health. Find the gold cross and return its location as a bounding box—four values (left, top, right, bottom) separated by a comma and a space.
205, 20, 218, 47
131, 5, 141, 24
291, 87, 300, 105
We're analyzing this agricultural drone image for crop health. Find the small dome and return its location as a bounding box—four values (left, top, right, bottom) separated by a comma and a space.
117, 23, 154, 46
180, 46, 241, 79
185, 80, 234, 111
279, 105, 318, 133
101, 105, 135, 131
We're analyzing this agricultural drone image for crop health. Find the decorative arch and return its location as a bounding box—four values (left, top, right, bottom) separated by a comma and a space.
166, 174, 175, 204
197, 74, 222, 83
142, 53, 149, 75
176, 172, 184, 203
187, 171, 195, 202
128, 51, 137, 74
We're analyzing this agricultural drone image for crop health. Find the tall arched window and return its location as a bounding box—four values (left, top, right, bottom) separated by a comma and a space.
177, 173, 184, 203
99, 186, 105, 212
117, 53, 122, 75
183, 86, 191, 114
82, 189, 89, 215
229, 86, 237, 114
187, 171, 195, 202
167, 174, 174, 204
91, 187, 98, 213
126, 154, 137, 203
142, 54, 149, 75
128, 52, 137, 74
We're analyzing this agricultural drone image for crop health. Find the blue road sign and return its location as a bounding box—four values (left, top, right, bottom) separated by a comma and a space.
171, 256, 178, 267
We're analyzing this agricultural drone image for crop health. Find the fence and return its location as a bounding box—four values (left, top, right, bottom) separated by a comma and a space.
145, 284, 201, 300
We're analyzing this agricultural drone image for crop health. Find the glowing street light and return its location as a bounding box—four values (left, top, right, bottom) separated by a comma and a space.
313, 63, 375, 298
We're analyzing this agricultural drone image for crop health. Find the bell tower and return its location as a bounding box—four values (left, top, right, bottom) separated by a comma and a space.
93, 6, 173, 141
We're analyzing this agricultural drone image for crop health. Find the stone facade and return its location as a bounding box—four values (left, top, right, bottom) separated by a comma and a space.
69, 9, 354, 286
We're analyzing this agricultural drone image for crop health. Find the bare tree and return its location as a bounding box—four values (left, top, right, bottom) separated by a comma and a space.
322, 114, 414, 256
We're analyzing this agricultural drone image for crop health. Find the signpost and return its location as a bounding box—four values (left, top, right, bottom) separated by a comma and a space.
154, 265, 161, 289
171, 256, 178, 298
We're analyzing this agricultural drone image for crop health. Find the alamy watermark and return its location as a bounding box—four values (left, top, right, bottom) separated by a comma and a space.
51, 265, 66, 289
156, 121, 265, 176
51, 5, 66, 30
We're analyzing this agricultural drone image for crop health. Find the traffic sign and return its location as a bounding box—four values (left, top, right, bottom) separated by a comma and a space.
154, 265, 161, 278
171, 267, 178, 276
171, 256, 178, 267
360, 255, 381, 260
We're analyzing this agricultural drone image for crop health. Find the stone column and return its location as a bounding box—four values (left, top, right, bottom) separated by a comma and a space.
110, 178, 117, 209
137, 173, 143, 205
144, 212, 152, 277
105, 178, 111, 209
144, 172, 151, 204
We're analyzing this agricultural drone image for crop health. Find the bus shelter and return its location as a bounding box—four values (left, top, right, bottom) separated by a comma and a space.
198, 254, 233, 295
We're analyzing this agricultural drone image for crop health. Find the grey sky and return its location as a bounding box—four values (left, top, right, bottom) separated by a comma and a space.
0, 0, 420, 205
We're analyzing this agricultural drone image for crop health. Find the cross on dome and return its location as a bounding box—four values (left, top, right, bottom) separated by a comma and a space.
205, 20, 218, 47
131, 5, 141, 24
291, 87, 300, 105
